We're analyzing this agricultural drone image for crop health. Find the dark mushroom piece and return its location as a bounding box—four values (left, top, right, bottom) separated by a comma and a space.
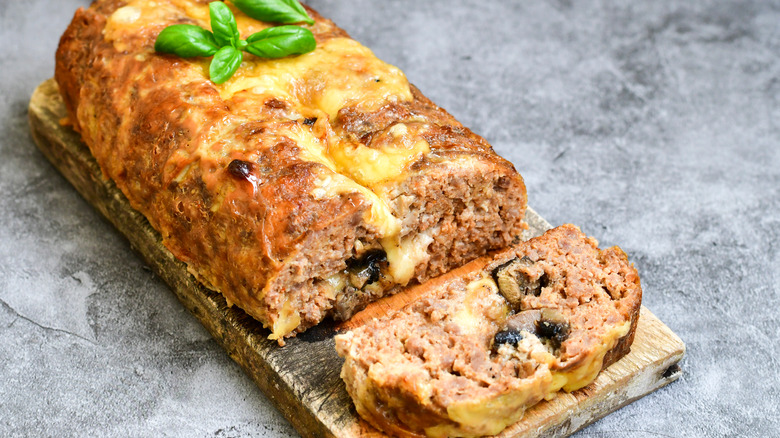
491, 256, 546, 310
492, 310, 541, 352
536, 309, 570, 349
494, 308, 571, 352
492, 329, 524, 351
346, 249, 387, 290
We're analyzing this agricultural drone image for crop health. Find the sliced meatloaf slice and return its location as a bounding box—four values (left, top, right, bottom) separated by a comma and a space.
335, 225, 642, 437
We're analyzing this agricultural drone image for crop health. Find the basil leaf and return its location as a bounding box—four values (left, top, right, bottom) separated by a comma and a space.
210, 1, 240, 47
154, 24, 219, 57
230, 0, 315, 25
245, 25, 316, 58
209, 46, 243, 84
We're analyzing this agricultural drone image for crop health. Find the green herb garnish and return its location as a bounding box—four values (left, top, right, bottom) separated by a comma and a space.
231, 0, 315, 25
210, 1, 241, 47
209, 45, 243, 84
154, 24, 219, 57
154, 1, 315, 84
244, 25, 315, 58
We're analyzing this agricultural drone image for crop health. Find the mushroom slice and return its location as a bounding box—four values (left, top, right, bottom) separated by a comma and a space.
491, 256, 544, 310
506, 309, 542, 333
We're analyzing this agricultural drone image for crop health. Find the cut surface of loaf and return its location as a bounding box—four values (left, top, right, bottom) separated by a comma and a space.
54, 0, 527, 342
335, 225, 642, 437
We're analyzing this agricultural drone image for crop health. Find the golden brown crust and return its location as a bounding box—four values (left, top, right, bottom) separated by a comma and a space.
55, 1, 527, 340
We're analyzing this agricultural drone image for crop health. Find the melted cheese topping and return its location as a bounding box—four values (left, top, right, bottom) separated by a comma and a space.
311, 170, 401, 237
329, 123, 431, 186
223, 38, 412, 119
110, 5, 142, 24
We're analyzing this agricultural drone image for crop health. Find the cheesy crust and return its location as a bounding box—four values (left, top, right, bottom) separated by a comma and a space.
55, 0, 528, 341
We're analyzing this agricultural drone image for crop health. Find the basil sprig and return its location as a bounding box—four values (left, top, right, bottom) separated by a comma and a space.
210, 1, 241, 47
230, 0, 315, 25
210, 45, 243, 84
154, 25, 219, 57
245, 25, 315, 58
154, 1, 316, 84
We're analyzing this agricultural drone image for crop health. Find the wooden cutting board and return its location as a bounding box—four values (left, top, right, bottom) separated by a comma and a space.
28, 78, 685, 438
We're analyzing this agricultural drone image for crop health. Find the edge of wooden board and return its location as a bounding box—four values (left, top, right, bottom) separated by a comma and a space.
28, 78, 685, 438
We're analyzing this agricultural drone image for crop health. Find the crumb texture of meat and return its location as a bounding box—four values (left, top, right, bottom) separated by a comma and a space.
335, 225, 642, 437
55, 0, 527, 342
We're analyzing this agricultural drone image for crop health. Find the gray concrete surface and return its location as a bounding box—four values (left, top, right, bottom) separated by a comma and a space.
1, 0, 778, 436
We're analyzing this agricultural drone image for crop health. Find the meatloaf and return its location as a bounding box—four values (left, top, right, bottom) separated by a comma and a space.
55, 0, 527, 342
335, 225, 642, 437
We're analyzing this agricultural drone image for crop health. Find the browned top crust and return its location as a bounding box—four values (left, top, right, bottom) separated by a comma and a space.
335, 225, 642, 437
55, 1, 527, 340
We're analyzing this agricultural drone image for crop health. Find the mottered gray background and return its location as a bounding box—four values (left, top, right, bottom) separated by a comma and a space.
1, 0, 778, 436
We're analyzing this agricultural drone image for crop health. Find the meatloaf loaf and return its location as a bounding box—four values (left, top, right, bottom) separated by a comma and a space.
335, 225, 642, 437
55, 0, 527, 342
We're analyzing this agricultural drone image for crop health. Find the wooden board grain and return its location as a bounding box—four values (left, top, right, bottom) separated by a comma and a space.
28, 79, 685, 438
